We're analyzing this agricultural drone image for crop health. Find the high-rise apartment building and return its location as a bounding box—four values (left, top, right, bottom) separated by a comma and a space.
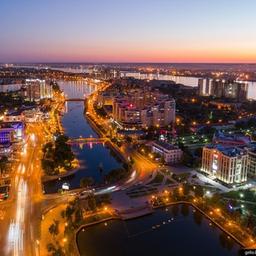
198, 79, 204, 96
198, 78, 248, 101
112, 92, 175, 128
22, 79, 53, 101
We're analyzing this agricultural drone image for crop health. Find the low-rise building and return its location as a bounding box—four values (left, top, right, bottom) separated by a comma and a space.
0, 128, 15, 144
152, 141, 182, 164
0, 122, 24, 141
3, 112, 24, 122
201, 145, 248, 184
213, 131, 251, 146
0, 143, 12, 156
23, 109, 44, 123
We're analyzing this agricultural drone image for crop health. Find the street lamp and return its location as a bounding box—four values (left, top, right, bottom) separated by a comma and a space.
239, 193, 244, 199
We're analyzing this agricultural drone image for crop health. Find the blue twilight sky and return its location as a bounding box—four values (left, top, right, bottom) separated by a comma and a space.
0, 0, 256, 63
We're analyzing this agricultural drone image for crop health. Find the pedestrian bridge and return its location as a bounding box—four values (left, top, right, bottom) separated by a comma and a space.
68, 137, 108, 145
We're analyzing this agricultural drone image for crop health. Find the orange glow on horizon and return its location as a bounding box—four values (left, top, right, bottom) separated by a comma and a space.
16, 44, 256, 63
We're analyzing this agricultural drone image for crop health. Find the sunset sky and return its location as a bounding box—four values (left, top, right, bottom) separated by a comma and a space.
1, 0, 256, 63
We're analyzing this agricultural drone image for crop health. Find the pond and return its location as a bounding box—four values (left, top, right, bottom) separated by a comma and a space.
77, 204, 241, 256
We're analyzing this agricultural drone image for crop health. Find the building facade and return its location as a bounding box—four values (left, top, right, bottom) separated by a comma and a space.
22, 79, 53, 101
198, 79, 248, 102
247, 147, 256, 177
152, 141, 182, 164
112, 93, 175, 128
201, 145, 248, 184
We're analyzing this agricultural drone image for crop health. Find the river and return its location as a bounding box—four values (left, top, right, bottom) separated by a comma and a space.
43, 81, 122, 193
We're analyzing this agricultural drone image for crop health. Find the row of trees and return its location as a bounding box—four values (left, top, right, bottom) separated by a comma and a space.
235, 117, 256, 129
50, 81, 61, 92
104, 168, 129, 184
0, 91, 35, 115
41, 135, 75, 176
0, 156, 8, 175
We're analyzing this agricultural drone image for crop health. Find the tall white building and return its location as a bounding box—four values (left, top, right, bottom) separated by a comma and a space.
22, 79, 53, 101
201, 145, 248, 184
198, 78, 248, 101
198, 79, 204, 96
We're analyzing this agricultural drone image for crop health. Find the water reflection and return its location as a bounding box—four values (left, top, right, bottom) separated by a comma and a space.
193, 209, 203, 226
77, 205, 240, 256
181, 204, 189, 217
58, 80, 96, 99
43, 81, 123, 194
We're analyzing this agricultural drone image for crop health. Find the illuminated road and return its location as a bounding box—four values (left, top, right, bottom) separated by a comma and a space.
0, 124, 45, 256
0, 109, 59, 256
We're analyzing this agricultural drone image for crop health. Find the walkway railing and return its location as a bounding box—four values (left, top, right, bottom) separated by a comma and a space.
68, 137, 108, 144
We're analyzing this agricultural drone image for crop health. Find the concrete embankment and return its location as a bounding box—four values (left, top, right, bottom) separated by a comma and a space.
41, 168, 78, 182
85, 112, 127, 164
116, 205, 153, 220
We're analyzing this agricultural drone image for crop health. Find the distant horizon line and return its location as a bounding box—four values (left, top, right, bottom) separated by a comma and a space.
2, 62, 256, 65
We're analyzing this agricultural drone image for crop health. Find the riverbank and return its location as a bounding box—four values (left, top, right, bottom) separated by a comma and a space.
41, 167, 78, 182
41, 93, 81, 182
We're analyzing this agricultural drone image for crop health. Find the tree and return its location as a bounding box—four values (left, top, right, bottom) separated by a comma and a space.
104, 168, 128, 183
0, 156, 8, 174
47, 243, 56, 253
41, 134, 75, 175
41, 159, 55, 175
87, 194, 97, 212
183, 183, 191, 196
80, 177, 94, 188
74, 208, 83, 225
50, 81, 61, 92
194, 186, 204, 197
65, 205, 75, 220
42, 142, 54, 155
47, 243, 65, 256
48, 220, 59, 237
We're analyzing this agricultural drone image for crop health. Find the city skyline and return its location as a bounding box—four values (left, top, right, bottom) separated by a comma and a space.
1, 0, 256, 63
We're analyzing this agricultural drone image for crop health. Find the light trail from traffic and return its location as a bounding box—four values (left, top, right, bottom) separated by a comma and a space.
7, 178, 27, 256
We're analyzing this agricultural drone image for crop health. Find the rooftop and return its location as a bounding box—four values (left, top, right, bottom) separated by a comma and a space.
205, 144, 247, 157
153, 140, 179, 151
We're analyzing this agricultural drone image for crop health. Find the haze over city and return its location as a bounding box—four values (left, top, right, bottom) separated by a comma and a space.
1, 0, 256, 63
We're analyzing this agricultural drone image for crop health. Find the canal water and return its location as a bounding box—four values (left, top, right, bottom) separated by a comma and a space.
43, 81, 122, 193
77, 204, 241, 256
